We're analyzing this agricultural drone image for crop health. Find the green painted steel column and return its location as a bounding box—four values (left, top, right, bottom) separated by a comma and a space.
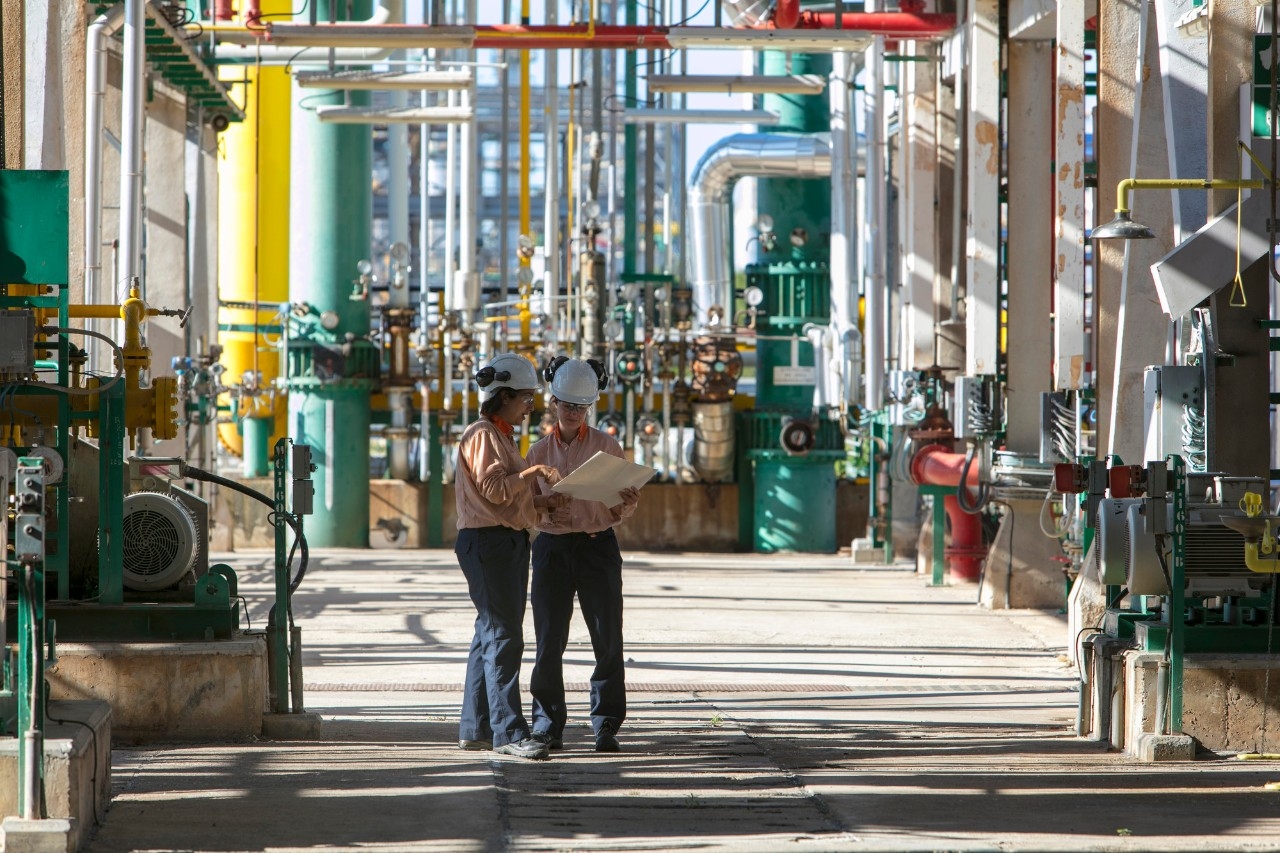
242, 415, 272, 477
285, 0, 376, 547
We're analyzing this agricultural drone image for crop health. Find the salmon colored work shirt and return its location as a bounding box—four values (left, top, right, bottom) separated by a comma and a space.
454, 417, 538, 531
526, 424, 638, 535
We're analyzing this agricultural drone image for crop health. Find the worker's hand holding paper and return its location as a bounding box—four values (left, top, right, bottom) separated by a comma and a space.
551, 451, 656, 507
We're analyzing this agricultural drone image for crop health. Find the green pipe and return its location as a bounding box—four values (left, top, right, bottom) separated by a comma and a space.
286, 0, 374, 547
242, 415, 273, 478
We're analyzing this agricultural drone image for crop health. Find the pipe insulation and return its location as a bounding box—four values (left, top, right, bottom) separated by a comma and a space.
687, 132, 831, 330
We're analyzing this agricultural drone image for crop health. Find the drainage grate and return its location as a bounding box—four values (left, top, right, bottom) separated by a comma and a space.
304, 681, 854, 693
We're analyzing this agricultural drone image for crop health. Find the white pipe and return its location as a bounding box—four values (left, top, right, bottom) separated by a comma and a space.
687, 132, 833, 330
444, 89, 457, 313
388, 54, 410, 309
118, 0, 146, 296
458, 0, 479, 315
804, 323, 831, 408
85, 4, 126, 313
543, 3, 559, 333
214, 0, 402, 63
829, 51, 854, 335
863, 0, 886, 408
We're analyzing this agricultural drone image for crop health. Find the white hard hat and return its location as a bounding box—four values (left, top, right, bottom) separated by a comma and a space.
475, 353, 540, 398
544, 357, 608, 406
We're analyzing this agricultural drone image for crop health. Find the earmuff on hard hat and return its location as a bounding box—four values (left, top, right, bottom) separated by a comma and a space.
474, 366, 510, 388
545, 357, 609, 405
475, 353, 541, 397
542, 356, 569, 384
585, 359, 608, 390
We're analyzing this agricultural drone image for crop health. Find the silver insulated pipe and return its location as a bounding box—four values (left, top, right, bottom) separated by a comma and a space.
687, 133, 831, 330
719, 0, 776, 27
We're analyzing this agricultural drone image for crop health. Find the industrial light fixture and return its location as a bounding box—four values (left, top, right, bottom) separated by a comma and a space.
645, 74, 827, 95
666, 26, 872, 52
1090, 175, 1269, 241
266, 23, 475, 49
621, 108, 781, 125
315, 105, 474, 124
295, 69, 474, 90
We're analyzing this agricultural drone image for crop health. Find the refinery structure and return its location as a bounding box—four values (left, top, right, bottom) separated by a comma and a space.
5, 0, 1280, 846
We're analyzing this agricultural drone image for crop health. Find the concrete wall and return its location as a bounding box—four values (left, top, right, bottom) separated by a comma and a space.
219, 478, 869, 554
47, 639, 267, 743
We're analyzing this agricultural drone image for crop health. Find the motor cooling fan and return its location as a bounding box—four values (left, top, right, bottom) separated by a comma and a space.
121, 491, 199, 591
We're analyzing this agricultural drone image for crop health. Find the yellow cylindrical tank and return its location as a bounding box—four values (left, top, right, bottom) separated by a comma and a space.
216, 37, 290, 467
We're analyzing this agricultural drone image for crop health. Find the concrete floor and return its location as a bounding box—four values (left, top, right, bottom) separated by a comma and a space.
78, 549, 1280, 852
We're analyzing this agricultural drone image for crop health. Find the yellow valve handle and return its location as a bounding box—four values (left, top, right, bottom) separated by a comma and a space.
1241, 492, 1264, 517
1231, 163, 1248, 307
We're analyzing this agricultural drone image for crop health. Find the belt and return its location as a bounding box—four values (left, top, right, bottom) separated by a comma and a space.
542, 529, 614, 540
470, 525, 529, 535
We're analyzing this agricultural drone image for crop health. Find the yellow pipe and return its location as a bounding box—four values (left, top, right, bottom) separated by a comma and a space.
1244, 541, 1280, 574
216, 28, 291, 453
1112, 178, 1267, 216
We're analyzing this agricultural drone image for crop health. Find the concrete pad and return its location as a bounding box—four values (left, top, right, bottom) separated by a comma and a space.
0, 700, 109, 853
1, 817, 74, 853
46, 638, 267, 743
1136, 732, 1197, 762
261, 712, 323, 741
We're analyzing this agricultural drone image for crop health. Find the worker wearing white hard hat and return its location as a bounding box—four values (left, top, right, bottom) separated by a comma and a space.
525, 356, 642, 753
454, 352, 561, 760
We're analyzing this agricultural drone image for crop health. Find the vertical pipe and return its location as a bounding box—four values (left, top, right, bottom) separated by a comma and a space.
287, 0, 374, 547
444, 89, 458, 312
863, 2, 885, 408
459, 83, 478, 314
544, 2, 560, 325
118, 0, 146, 299
388, 56, 410, 308
84, 6, 125, 313
623, 0, 638, 283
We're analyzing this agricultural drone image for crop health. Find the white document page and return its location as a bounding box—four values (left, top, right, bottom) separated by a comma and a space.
550, 451, 657, 506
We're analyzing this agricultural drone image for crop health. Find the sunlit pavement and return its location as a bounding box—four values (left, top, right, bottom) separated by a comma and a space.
83, 549, 1280, 852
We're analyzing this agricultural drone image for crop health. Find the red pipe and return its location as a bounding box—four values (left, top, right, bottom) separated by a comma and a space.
910, 443, 987, 582
465, 16, 955, 50
473, 24, 671, 50
772, 0, 801, 30
798, 12, 956, 36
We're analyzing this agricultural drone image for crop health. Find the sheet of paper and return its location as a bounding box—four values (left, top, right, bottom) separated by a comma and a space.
550, 451, 657, 506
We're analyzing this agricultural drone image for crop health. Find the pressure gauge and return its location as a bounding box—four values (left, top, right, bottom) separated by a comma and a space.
389, 242, 410, 263
582, 200, 601, 220
517, 266, 535, 286
356, 258, 374, 276
320, 311, 340, 330
744, 286, 765, 308
756, 214, 774, 233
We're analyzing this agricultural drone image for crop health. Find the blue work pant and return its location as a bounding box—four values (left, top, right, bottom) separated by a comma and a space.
530, 529, 626, 738
456, 526, 532, 747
